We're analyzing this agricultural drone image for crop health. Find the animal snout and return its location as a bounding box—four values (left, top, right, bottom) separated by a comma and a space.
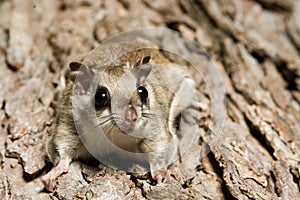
125, 104, 137, 122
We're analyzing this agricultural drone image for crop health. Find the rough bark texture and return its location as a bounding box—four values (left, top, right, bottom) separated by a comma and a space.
0, 0, 299, 199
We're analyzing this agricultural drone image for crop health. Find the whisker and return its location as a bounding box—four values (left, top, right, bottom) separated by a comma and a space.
141, 109, 179, 125
81, 115, 115, 136
91, 118, 119, 156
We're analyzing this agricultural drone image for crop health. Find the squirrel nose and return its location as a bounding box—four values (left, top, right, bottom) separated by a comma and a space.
125, 105, 137, 122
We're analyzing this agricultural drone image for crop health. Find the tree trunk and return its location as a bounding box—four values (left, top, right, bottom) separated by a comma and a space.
0, 0, 299, 199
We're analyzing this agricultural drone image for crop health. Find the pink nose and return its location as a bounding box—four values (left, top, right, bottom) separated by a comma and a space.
125, 105, 137, 122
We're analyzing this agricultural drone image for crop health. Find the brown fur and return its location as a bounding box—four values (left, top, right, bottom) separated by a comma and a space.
44, 39, 197, 190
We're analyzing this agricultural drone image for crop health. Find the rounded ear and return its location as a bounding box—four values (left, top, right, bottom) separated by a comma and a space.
69, 62, 89, 82
132, 56, 152, 85
141, 55, 150, 64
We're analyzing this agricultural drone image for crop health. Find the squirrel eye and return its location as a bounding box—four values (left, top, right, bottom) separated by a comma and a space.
137, 86, 148, 103
95, 88, 110, 108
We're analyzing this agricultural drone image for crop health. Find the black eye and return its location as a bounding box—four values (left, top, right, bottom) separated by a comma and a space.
137, 86, 148, 103
95, 88, 110, 108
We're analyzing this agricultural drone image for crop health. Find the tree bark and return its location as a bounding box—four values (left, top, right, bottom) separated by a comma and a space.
0, 0, 299, 199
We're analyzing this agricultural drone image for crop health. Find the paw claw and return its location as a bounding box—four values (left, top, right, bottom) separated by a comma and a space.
169, 167, 185, 183
152, 170, 167, 184
41, 159, 70, 191
41, 174, 56, 192
151, 167, 185, 184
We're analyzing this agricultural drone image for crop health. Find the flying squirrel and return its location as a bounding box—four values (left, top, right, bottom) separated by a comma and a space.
42, 38, 201, 191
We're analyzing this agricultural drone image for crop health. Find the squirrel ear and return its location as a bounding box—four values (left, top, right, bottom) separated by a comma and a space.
69, 62, 89, 82
132, 56, 152, 85
133, 55, 151, 67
